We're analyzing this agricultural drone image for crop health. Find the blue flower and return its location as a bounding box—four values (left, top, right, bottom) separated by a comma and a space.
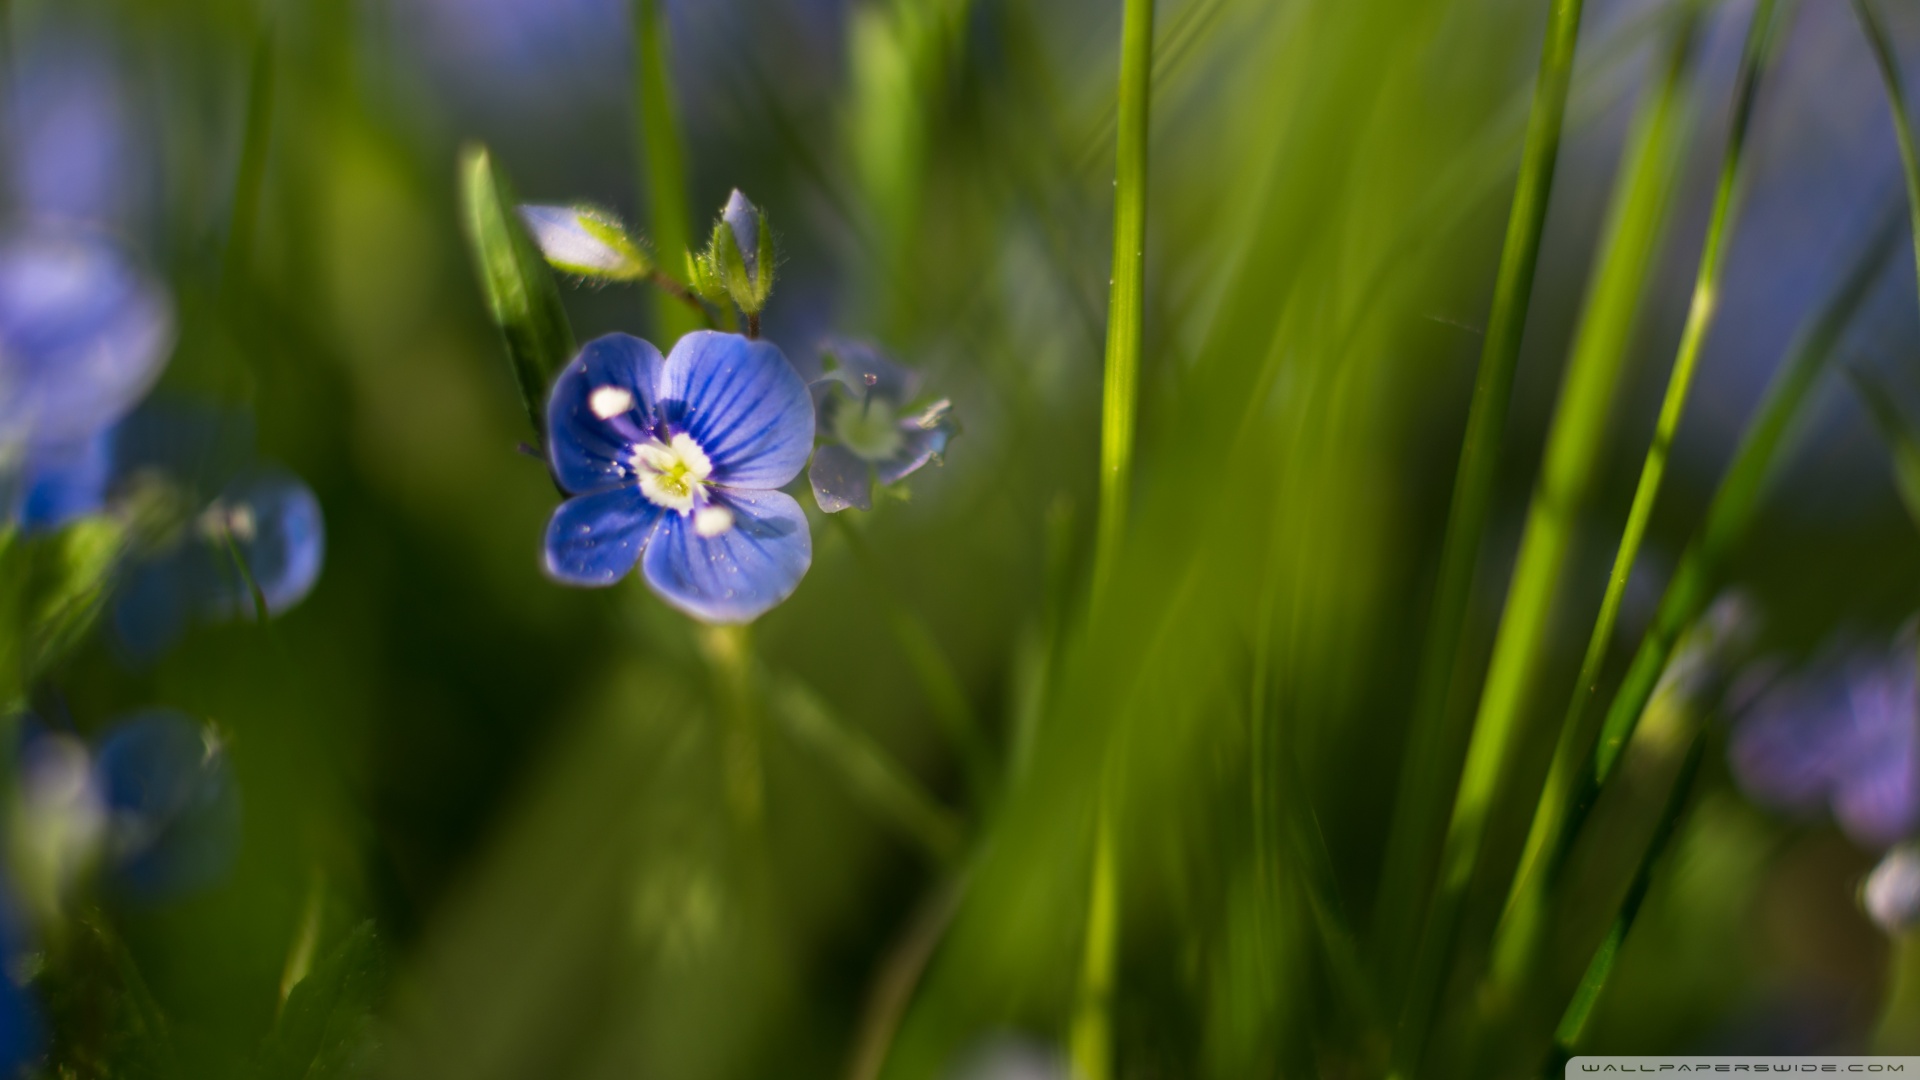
90, 405, 326, 660
0, 227, 172, 483
1730, 634, 1920, 849
7, 37, 134, 226
91, 710, 240, 901
543, 330, 814, 623
114, 466, 326, 660
806, 339, 956, 513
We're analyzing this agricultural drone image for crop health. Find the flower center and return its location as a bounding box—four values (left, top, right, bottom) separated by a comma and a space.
833, 395, 903, 460
632, 432, 715, 513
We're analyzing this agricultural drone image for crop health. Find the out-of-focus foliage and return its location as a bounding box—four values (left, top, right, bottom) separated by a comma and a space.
2, 0, 1920, 1077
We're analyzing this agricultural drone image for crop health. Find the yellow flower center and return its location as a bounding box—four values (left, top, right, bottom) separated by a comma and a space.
632, 432, 715, 513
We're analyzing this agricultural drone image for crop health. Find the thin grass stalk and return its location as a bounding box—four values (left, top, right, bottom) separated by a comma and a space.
1542, 733, 1707, 1076
1091, 0, 1155, 597
1075, 2, 1155, 1075
1854, 0, 1920, 300
631, 0, 700, 341
1488, 0, 1782, 998
1392, 6, 1718, 1070
1545, 205, 1903, 941
1372, 0, 1587, 991
222, 17, 277, 293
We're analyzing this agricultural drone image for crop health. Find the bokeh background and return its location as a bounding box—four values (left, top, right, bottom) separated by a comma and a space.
8, 0, 1920, 1076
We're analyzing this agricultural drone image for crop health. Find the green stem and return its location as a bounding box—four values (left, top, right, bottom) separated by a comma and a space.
832, 515, 995, 805
1854, 0, 1920, 302
1372, 0, 1588, 992
771, 675, 965, 866
1090, 0, 1155, 596
1391, 1, 1714, 1068
632, 0, 700, 341
1075, 3, 1154, 1074
1551, 204, 1903, 955
222, 17, 278, 295
1490, 0, 1779, 999
1544, 733, 1706, 1075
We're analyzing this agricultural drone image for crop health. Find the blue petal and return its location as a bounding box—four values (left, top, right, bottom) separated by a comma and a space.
0, 227, 172, 448
15, 424, 116, 529
547, 333, 666, 495
808, 443, 871, 513
199, 468, 326, 620
818, 338, 920, 405
657, 331, 814, 489
544, 485, 663, 586
642, 488, 811, 623
875, 401, 956, 486
722, 189, 761, 282
92, 710, 241, 901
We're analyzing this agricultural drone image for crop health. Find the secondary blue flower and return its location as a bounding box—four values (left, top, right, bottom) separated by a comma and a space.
544, 330, 814, 623
0, 227, 172, 455
92, 710, 240, 901
1730, 635, 1920, 849
807, 339, 956, 513
114, 465, 326, 660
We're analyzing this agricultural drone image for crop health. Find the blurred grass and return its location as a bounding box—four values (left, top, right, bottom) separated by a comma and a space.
13, 0, 1920, 1077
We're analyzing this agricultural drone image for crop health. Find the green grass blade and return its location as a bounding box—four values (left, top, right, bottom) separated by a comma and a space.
222, 17, 278, 292
459, 144, 578, 439
1371, 0, 1588, 993
1091, 0, 1157, 596
1543, 732, 1707, 1075
1489, 0, 1782, 1000
1855, 0, 1920, 300
770, 675, 966, 866
1391, 2, 1717, 1068
1076, 3, 1156, 1075
1556, 206, 1903, 919
631, 0, 700, 342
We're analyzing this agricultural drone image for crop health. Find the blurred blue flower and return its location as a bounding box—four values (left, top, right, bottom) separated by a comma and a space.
60, 404, 329, 660
0, 227, 173, 465
1730, 632, 1920, 849
6, 38, 134, 226
544, 330, 814, 623
114, 466, 326, 661
91, 710, 240, 901
806, 339, 956, 513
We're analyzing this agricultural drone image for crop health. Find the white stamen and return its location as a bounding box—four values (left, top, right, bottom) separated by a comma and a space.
632, 432, 716, 513
693, 505, 734, 538
590, 386, 635, 420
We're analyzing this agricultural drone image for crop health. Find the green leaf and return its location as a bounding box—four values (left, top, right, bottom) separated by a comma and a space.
1848, 368, 1920, 536
36, 910, 179, 1080
256, 921, 388, 1080
0, 516, 130, 704
459, 144, 578, 440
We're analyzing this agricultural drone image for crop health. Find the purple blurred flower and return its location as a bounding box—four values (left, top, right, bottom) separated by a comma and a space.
544, 330, 814, 623
1730, 633, 1920, 848
807, 339, 956, 513
6, 38, 135, 226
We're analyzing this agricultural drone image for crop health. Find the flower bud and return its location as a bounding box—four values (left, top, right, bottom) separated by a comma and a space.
710, 189, 774, 314
518, 203, 651, 281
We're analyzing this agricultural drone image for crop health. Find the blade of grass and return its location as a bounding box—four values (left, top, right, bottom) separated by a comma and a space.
1847, 368, 1920, 534
1855, 0, 1920, 297
1389, 1, 1719, 1066
632, 0, 700, 341
1489, 0, 1782, 1001
1542, 731, 1706, 1077
1076, 2, 1155, 1075
1371, 0, 1588, 997
221, 16, 277, 295
770, 674, 966, 866
459, 145, 578, 440
1535, 203, 1903, 968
